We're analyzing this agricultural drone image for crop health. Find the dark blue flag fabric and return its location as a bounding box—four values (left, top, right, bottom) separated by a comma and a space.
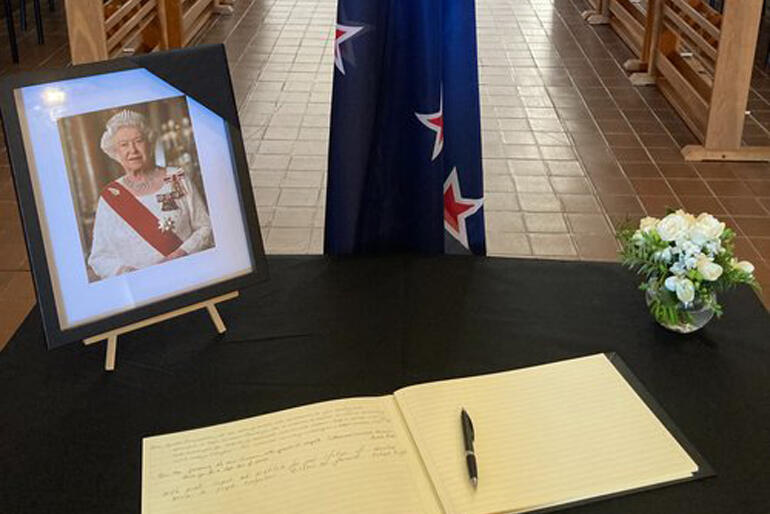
325, 0, 486, 255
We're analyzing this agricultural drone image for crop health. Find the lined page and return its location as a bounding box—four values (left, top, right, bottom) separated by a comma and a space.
394, 354, 698, 514
142, 396, 442, 514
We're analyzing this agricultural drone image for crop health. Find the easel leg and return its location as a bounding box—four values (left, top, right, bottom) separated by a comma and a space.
105, 335, 117, 371
206, 303, 227, 334
84, 291, 239, 371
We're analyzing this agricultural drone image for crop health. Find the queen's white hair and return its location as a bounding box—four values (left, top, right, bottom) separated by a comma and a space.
99, 110, 156, 162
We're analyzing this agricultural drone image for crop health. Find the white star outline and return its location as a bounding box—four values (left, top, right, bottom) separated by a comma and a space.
444, 167, 483, 249
334, 24, 365, 75
415, 89, 444, 161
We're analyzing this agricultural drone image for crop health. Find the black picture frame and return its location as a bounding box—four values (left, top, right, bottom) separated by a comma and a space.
0, 45, 268, 349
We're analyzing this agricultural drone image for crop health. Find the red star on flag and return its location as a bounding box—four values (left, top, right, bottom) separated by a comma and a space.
335, 24, 364, 75
444, 168, 483, 249
415, 93, 444, 161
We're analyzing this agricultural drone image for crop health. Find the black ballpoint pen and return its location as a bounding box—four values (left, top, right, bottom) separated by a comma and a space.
461, 408, 478, 488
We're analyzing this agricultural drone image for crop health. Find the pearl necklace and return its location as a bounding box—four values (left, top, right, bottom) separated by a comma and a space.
124, 170, 157, 194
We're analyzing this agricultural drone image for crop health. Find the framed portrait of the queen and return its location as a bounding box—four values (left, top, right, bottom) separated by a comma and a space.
0, 46, 267, 349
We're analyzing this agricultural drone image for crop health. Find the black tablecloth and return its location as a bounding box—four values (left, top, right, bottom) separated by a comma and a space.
1, 256, 769, 513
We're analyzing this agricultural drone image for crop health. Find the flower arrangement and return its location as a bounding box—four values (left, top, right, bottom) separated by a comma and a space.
617, 210, 759, 330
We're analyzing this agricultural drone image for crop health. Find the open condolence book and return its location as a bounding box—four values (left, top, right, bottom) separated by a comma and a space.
142, 353, 710, 513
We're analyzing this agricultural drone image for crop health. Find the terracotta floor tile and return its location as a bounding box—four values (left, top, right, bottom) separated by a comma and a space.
592, 177, 635, 195
751, 238, 770, 262
647, 147, 684, 163
550, 177, 591, 194
501, 131, 536, 145
667, 179, 711, 196
678, 196, 726, 215
720, 197, 768, 216
505, 145, 541, 159
524, 213, 568, 233
640, 196, 681, 217
607, 213, 641, 230
707, 180, 755, 197
486, 211, 526, 233
534, 132, 571, 146
0, 244, 28, 271
597, 118, 633, 135
599, 195, 646, 215
514, 176, 553, 193
569, 132, 606, 147
559, 194, 603, 213
486, 233, 532, 257
566, 213, 612, 234
546, 161, 585, 177
631, 121, 667, 134
613, 147, 652, 163
746, 181, 770, 196
508, 160, 549, 176
564, 119, 601, 133
539, 146, 577, 161
485, 192, 521, 211
517, 193, 563, 212
621, 162, 661, 178
734, 217, 770, 237
528, 234, 578, 257
583, 161, 625, 178
731, 164, 770, 180
694, 163, 737, 179
658, 163, 698, 179
638, 133, 678, 148
630, 178, 673, 196
604, 133, 642, 148
573, 234, 620, 262
591, 107, 624, 121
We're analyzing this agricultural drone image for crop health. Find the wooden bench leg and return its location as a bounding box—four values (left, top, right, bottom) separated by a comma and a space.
3, 0, 19, 63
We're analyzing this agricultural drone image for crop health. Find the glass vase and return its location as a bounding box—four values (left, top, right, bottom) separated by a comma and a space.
645, 282, 716, 334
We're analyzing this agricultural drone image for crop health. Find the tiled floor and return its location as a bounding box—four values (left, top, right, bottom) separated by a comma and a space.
1, 0, 770, 350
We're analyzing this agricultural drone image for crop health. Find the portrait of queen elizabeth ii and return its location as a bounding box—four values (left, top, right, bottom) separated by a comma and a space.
59, 103, 216, 282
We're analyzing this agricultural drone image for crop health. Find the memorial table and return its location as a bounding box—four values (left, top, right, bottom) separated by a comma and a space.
1, 256, 768, 513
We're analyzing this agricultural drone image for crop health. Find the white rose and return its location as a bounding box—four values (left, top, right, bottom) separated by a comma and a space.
696, 255, 723, 281
676, 210, 697, 225
675, 278, 695, 305
657, 213, 691, 242
734, 260, 755, 274
639, 216, 659, 233
664, 276, 680, 291
690, 213, 726, 246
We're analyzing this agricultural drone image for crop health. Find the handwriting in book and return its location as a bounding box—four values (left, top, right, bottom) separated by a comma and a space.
144, 400, 409, 507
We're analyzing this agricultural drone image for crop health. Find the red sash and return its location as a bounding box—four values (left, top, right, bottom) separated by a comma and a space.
100, 181, 183, 256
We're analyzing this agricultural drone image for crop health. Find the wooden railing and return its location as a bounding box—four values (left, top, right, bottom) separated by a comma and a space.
64, 0, 234, 65
584, 0, 768, 162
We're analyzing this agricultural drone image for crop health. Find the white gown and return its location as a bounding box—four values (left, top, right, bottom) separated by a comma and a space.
88, 167, 213, 279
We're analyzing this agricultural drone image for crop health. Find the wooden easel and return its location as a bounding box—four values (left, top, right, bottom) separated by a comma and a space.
83, 291, 239, 371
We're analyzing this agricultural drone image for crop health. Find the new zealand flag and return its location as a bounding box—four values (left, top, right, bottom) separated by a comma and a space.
325, 0, 486, 255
